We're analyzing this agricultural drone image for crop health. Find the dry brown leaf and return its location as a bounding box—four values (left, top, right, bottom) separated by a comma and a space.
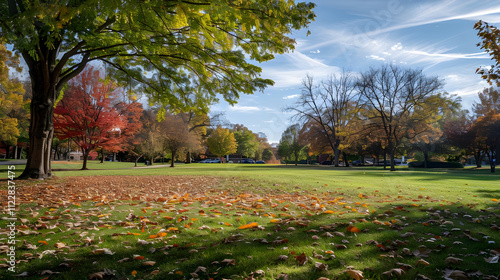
343, 268, 364, 280
221, 259, 236, 266
382, 268, 405, 278
445, 257, 463, 264
314, 262, 328, 271
142, 261, 156, 266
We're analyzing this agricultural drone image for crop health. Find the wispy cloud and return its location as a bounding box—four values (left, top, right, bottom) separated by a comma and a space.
228, 105, 261, 112
282, 94, 301, 100
261, 51, 341, 88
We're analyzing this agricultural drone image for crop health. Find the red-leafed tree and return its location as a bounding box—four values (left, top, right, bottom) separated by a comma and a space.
54, 67, 124, 170
97, 100, 143, 162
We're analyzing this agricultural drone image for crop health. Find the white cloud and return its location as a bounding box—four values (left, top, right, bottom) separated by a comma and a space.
282, 94, 301, 100
228, 105, 261, 112
391, 42, 403, 51
367, 55, 385, 61
264, 120, 274, 123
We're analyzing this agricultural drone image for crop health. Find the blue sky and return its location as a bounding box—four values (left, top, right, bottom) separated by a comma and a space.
211, 0, 500, 143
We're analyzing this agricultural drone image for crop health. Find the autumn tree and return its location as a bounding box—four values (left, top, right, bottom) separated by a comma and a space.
54, 67, 124, 170
473, 87, 500, 117
207, 126, 237, 162
1, 1, 315, 179
471, 112, 500, 172
134, 110, 163, 166
160, 113, 203, 167
475, 21, 500, 86
287, 71, 360, 167
0, 42, 29, 158
357, 65, 443, 171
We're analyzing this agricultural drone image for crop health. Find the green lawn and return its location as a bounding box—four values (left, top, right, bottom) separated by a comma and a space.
1, 162, 499, 279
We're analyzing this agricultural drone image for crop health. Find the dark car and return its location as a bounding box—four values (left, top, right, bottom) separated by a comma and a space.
255, 160, 265, 164
320, 160, 333, 165
241, 159, 255, 164
351, 160, 365, 166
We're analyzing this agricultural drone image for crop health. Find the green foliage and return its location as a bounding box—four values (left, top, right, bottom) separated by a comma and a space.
233, 128, 259, 158
262, 147, 274, 161
1, 0, 316, 112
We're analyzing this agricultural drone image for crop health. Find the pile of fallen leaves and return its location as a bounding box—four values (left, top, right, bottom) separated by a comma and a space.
0, 175, 499, 279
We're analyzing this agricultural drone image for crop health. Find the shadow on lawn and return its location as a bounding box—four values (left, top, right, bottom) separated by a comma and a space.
6, 201, 500, 280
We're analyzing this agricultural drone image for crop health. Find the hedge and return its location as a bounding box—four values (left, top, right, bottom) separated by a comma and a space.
408, 161, 464, 168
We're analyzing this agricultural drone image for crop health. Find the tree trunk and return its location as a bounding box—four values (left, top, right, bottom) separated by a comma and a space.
474, 152, 482, 168
489, 150, 496, 173
81, 149, 90, 170
343, 152, 349, 167
170, 150, 176, 167
334, 146, 340, 167
100, 149, 105, 163
19, 93, 55, 179
383, 149, 387, 170
390, 148, 396, 171
423, 151, 429, 169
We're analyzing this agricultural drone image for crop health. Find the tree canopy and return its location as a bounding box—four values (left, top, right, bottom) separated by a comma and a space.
0, 0, 316, 178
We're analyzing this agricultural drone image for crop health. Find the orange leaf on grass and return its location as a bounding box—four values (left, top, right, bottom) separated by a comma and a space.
270, 219, 281, 223
323, 210, 335, 214
224, 222, 233, 226
134, 256, 145, 260
347, 226, 361, 233
238, 222, 258, 229
131, 270, 137, 276
38, 241, 48, 245
164, 216, 174, 220
492, 199, 498, 202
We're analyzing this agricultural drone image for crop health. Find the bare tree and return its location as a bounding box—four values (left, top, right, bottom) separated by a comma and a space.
286, 70, 360, 166
357, 64, 443, 171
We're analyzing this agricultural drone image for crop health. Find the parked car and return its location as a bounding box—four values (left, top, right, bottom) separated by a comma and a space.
255, 160, 265, 164
320, 160, 333, 165
241, 158, 255, 163
199, 159, 212, 163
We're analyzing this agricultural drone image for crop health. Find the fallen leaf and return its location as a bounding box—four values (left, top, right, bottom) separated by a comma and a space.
343, 268, 364, 280
239, 222, 259, 229
315, 262, 328, 271
295, 252, 308, 266
382, 268, 405, 278
221, 259, 236, 266
142, 261, 156, 266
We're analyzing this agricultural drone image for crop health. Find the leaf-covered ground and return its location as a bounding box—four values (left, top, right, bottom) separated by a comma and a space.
1, 175, 499, 280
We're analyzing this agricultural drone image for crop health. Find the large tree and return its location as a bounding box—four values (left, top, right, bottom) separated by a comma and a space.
0, 0, 315, 179
287, 71, 360, 167
357, 65, 443, 171
54, 67, 124, 170
207, 126, 237, 162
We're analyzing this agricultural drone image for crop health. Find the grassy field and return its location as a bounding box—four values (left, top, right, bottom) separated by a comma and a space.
0, 161, 499, 279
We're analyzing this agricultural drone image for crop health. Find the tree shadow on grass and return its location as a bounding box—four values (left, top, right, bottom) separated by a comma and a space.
3, 199, 500, 280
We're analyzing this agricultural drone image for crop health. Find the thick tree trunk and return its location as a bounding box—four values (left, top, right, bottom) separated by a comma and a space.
19, 91, 55, 179
383, 149, 387, 170
134, 154, 143, 167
